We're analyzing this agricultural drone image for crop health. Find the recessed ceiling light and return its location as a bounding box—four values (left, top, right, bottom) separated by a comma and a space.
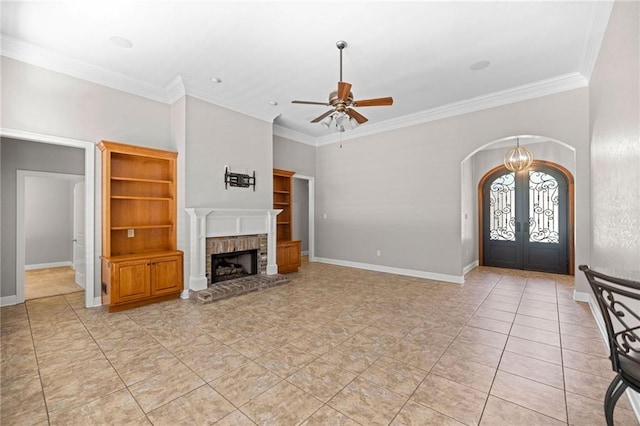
268, 101, 278, 106
211, 77, 222, 83
109, 36, 133, 49
470, 60, 490, 71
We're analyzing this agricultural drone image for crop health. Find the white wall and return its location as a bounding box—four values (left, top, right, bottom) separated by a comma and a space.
24, 176, 74, 266
315, 88, 590, 286
589, 0, 640, 277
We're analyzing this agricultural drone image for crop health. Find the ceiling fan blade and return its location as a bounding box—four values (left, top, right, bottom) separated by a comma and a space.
292, 100, 331, 106
352, 97, 394, 107
338, 81, 352, 100
310, 109, 335, 123
346, 108, 368, 124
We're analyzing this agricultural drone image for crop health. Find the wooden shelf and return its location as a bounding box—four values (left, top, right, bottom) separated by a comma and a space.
273, 168, 301, 274
111, 195, 173, 201
111, 225, 173, 230
98, 140, 183, 312
111, 176, 173, 184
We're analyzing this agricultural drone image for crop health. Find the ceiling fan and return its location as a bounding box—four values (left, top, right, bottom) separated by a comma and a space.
292, 40, 393, 130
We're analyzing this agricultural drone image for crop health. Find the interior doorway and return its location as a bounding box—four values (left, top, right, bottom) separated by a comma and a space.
21, 172, 85, 300
292, 174, 315, 262
479, 160, 574, 274
3, 128, 96, 308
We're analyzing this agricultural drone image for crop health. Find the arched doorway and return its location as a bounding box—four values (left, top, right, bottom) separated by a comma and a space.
479, 160, 574, 275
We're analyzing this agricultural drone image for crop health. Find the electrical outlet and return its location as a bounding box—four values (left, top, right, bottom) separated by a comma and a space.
127, 229, 135, 238
323, 213, 327, 219
376, 250, 381, 256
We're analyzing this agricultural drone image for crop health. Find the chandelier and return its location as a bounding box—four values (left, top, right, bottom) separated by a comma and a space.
504, 137, 534, 172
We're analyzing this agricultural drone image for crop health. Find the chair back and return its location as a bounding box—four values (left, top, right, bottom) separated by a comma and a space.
579, 265, 640, 373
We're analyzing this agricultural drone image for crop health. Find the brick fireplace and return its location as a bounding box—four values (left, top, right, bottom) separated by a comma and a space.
206, 234, 267, 284
185, 208, 281, 292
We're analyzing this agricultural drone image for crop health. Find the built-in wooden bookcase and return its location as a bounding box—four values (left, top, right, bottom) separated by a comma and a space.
273, 169, 301, 273
99, 141, 183, 311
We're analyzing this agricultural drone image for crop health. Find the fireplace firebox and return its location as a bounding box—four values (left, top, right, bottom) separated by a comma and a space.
210, 249, 258, 284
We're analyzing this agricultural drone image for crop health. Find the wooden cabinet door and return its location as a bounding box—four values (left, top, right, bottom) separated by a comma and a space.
114, 259, 151, 303
276, 241, 301, 273
150, 255, 182, 296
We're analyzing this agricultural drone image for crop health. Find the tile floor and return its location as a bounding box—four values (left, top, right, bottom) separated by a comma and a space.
1, 263, 639, 425
25, 266, 84, 300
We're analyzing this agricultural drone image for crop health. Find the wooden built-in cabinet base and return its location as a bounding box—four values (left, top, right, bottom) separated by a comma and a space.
276, 240, 301, 274
101, 250, 183, 312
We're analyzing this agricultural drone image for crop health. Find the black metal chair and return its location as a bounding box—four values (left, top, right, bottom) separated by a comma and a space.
580, 265, 640, 425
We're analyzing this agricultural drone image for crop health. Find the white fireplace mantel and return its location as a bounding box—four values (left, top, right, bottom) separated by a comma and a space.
185, 208, 282, 291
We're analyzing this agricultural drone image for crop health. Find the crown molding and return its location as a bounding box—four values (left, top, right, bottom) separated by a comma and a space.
165, 75, 186, 104
579, 0, 614, 81
272, 125, 316, 146
1, 34, 171, 103
315, 72, 588, 147
184, 79, 280, 123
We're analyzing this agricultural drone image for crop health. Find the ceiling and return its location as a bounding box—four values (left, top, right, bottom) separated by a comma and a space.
1, 1, 611, 145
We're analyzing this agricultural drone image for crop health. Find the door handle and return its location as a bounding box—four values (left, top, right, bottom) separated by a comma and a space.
72, 239, 78, 243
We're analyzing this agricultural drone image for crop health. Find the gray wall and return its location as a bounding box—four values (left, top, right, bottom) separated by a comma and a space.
589, 0, 640, 277
25, 176, 74, 266
184, 96, 273, 209
1, 138, 84, 296
273, 135, 316, 177
315, 88, 590, 287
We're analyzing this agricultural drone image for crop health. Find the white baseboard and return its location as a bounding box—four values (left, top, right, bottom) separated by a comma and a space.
314, 257, 464, 284
25, 261, 73, 270
180, 290, 190, 299
463, 260, 479, 275
92, 297, 102, 307
584, 292, 640, 422
301, 250, 309, 256
0, 295, 18, 306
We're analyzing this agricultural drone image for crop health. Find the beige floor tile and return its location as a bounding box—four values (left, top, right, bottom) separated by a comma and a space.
490, 370, 566, 422
241, 380, 323, 425
49, 388, 145, 425
359, 356, 428, 397
301, 405, 360, 425
505, 336, 562, 365
467, 315, 512, 335
255, 343, 317, 377
445, 339, 504, 369
146, 385, 235, 425
287, 358, 357, 402
128, 362, 205, 413
42, 359, 125, 415
510, 323, 561, 347
391, 400, 465, 425
480, 396, 566, 425
385, 339, 445, 371
499, 350, 564, 389
562, 348, 613, 379
457, 325, 509, 349
328, 377, 407, 426
210, 361, 281, 406
3, 264, 635, 425
0, 372, 48, 425
214, 409, 257, 425
474, 307, 516, 323
561, 334, 609, 358
513, 313, 559, 332
431, 352, 497, 393
412, 373, 488, 426
565, 390, 639, 426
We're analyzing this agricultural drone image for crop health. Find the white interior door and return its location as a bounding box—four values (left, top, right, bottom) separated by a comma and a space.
73, 181, 86, 288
